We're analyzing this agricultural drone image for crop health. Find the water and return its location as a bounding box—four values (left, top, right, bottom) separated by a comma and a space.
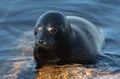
0, 0, 120, 79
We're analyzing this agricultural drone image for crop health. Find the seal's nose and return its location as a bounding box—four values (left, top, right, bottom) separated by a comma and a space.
39, 40, 47, 45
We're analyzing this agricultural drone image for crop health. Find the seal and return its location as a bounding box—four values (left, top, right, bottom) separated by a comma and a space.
33, 11, 105, 69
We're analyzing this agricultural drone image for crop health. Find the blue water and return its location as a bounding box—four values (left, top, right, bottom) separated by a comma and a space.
0, 0, 120, 79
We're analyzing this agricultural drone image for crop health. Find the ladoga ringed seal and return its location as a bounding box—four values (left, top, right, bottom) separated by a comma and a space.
33, 11, 105, 69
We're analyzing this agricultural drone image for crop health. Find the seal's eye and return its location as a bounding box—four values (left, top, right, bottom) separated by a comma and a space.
34, 27, 42, 35
48, 28, 57, 34
36, 27, 42, 32
37, 27, 42, 31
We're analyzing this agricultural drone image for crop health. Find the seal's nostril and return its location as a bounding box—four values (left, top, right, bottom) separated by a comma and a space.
39, 40, 44, 44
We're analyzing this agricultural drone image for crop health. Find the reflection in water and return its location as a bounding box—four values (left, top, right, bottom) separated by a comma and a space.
36, 64, 110, 79
1, 31, 35, 79
0, 0, 120, 79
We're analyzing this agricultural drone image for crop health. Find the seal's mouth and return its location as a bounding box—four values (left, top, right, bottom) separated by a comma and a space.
35, 43, 48, 48
35, 43, 55, 51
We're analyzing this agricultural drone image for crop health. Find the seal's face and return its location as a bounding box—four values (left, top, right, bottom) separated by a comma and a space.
34, 11, 67, 50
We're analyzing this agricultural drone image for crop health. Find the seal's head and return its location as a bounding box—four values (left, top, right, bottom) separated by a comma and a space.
34, 11, 71, 50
